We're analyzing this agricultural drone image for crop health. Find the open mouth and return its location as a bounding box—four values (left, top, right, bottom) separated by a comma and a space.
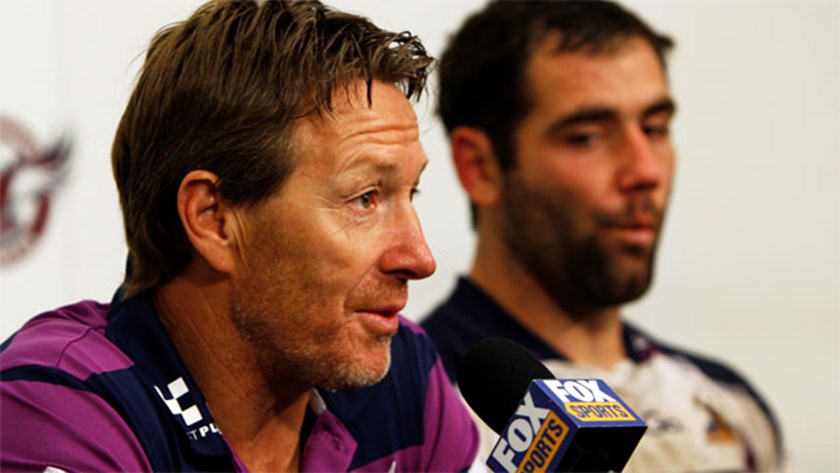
356, 308, 401, 336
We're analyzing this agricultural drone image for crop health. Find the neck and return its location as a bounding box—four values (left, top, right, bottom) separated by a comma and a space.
154, 262, 310, 471
470, 227, 626, 371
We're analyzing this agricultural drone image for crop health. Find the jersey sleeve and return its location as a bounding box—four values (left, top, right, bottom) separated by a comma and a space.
1, 374, 151, 472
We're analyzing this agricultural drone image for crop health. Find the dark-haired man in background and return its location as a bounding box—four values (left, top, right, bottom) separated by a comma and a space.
0, 1, 478, 471
422, 1, 784, 470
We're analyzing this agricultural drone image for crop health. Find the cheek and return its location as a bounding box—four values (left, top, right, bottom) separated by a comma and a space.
235, 217, 333, 317
545, 193, 598, 241
312, 226, 383, 289
265, 207, 348, 271
532, 165, 606, 214
245, 197, 391, 310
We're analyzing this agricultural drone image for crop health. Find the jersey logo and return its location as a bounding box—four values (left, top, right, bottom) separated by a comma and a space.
154, 377, 203, 426
705, 406, 739, 444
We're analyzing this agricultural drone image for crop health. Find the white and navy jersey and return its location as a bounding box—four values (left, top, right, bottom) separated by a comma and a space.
422, 277, 785, 472
1, 289, 478, 472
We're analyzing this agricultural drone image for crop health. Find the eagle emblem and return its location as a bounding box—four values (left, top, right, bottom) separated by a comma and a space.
0, 116, 71, 266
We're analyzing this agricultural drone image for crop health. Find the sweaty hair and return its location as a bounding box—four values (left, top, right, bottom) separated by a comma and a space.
113, 0, 432, 298
438, 0, 674, 220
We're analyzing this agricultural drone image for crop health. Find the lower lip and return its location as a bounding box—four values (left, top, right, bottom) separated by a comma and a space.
605, 227, 657, 246
357, 311, 400, 336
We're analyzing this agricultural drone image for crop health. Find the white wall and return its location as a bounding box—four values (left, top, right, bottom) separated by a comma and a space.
1, 1, 837, 470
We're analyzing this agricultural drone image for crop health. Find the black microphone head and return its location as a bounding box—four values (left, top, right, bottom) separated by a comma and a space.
457, 338, 553, 435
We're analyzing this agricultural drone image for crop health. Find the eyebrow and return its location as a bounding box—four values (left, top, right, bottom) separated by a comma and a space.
544, 97, 677, 136
340, 155, 429, 183
643, 98, 677, 119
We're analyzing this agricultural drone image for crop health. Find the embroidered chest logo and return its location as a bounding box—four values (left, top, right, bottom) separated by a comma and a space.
154, 377, 203, 426
705, 407, 740, 444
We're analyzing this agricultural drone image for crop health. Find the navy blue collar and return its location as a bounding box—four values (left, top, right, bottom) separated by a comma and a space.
106, 288, 233, 458
448, 277, 659, 363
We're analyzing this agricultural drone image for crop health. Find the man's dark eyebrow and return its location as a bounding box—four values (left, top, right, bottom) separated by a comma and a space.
544, 97, 677, 137
340, 155, 429, 187
545, 107, 618, 137
643, 98, 677, 118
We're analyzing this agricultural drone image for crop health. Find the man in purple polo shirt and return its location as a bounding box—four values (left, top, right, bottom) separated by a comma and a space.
0, 1, 478, 471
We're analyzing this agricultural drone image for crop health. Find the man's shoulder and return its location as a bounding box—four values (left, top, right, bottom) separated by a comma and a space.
623, 323, 785, 467
1, 300, 132, 377
628, 323, 757, 388
0, 300, 156, 472
628, 322, 783, 439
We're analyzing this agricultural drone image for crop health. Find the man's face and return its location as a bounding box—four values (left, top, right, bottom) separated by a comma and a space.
502, 37, 675, 312
230, 81, 435, 391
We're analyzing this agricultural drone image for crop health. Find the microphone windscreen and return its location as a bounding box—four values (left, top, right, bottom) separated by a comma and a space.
457, 338, 553, 434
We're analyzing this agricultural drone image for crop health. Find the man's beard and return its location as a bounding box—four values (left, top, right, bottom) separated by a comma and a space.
501, 172, 662, 315
231, 295, 392, 394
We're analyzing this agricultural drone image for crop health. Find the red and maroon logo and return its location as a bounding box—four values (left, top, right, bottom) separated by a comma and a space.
0, 116, 71, 266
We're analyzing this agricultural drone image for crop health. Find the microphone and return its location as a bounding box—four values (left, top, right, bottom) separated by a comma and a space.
458, 338, 647, 472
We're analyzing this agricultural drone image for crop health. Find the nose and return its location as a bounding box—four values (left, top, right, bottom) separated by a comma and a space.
617, 127, 667, 193
379, 206, 437, 281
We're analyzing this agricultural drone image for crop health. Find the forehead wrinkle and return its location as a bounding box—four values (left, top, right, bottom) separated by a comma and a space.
290, 81, 424, 183
337, 113, 419, 144
334, 122, 424, 175
328, 82, 420, 138
336, 148, 428, 183
293, 92, 418, 139
526, 41, 670, 130
339, 156, 401, 178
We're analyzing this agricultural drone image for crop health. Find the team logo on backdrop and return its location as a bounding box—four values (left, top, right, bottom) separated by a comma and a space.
0, 116, 71, 266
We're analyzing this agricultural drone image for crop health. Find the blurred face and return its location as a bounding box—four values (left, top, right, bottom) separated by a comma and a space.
502, 37, 676, 311
230, 81, 435, 391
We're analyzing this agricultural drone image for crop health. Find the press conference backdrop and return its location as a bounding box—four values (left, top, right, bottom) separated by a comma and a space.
1, 0, 837, 470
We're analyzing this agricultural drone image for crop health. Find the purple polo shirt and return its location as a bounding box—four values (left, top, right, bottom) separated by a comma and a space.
1, 291, 478, 471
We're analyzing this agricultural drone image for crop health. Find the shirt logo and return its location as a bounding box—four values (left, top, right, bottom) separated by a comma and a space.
155, 377, 203, 426
705, 406, 739, 444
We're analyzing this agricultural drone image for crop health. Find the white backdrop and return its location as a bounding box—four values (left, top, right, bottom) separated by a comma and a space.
1, 1, 837, 471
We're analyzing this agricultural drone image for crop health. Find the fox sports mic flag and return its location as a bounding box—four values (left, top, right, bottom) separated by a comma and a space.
458, 338, 647, 472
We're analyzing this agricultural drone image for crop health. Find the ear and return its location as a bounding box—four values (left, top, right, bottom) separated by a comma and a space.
177, 170, 237, 274
450, 126, 503, 208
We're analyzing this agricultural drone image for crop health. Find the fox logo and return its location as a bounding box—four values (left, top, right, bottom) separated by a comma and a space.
491, 390, 569, 473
